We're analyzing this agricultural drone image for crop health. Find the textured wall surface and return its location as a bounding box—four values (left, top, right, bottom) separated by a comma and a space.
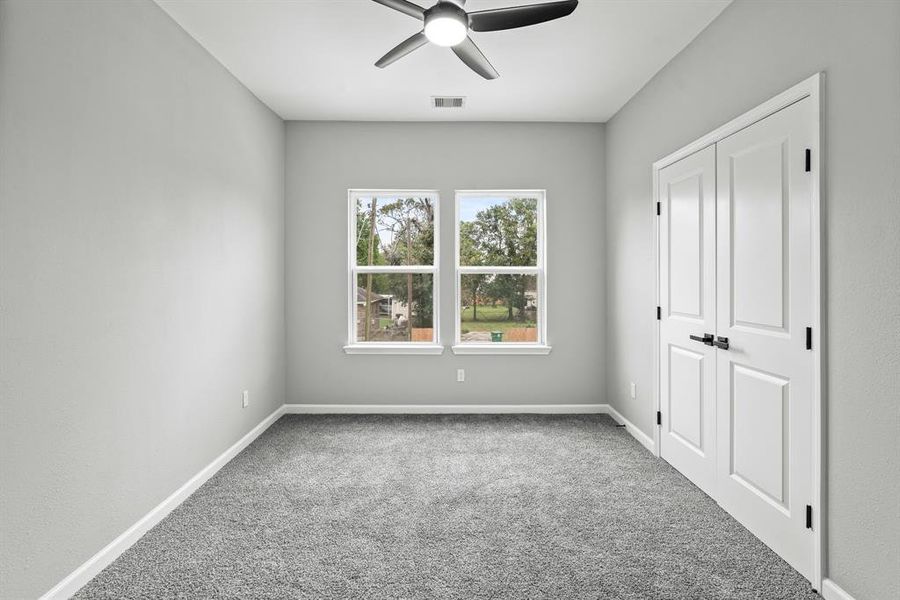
285, 122, 605, 407
604, 2, 900, 599
0, 1, 286, 597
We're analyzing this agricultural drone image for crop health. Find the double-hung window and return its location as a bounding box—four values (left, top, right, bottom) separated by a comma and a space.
345, 190, 442, 354
453, 190, 550, 354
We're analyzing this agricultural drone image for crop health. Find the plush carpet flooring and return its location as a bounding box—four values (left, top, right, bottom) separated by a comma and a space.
75, 415, 820, 599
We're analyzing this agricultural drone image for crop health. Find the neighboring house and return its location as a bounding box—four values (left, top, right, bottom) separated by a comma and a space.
357, 289, 413, 340
390, 297, 409, 321
377, 294, 393, 317
356, 287, 384, 339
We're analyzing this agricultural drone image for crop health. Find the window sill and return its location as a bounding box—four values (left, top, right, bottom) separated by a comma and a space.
451, 344, 552, 355
343, 344, 445, 355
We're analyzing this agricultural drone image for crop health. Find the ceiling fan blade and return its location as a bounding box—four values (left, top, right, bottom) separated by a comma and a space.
452, 36, 499, 80
371, 0, 426, 20
375, 32, 429, 68
468, 0, 578, 32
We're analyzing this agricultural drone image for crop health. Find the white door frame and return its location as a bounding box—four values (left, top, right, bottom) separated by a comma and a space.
650, 72, 824, 590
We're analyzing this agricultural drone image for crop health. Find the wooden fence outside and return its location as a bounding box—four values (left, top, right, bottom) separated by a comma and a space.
503, 328, 538, 342
408, 328, 535, 342
411, 328, 433, 342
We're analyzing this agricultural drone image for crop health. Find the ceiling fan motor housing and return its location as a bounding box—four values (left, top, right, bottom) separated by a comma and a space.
424, 2, 469, 47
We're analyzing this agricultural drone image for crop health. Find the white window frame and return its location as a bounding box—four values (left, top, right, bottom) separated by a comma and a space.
344, 189, 442, 355
452, 190, 550, 355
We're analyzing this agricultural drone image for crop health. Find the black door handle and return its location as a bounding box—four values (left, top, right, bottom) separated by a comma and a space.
712, 336, 729, 350
689, 333, 714, 346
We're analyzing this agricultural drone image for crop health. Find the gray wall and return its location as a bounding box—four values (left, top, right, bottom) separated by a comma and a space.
286, 122, 605, 406
603, 1, 900, 599
0, 1, 286, 598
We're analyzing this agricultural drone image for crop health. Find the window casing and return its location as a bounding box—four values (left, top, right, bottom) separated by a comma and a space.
345, 190, 441, 355
453, 190, 550, 355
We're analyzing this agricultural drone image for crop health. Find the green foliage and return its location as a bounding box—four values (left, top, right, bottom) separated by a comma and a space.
459, 221, 487, 321
355, 205, 383, 266
460, 198, 538, 321
357, 197, 435, 329
356, 196, 538, 330
378, 198, 434, 327
460, 198, 537, 267
376, 197, 434, 266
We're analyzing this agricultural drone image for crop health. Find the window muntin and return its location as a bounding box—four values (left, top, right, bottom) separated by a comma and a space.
349, 191, 439, 347
455, 191, 546, 348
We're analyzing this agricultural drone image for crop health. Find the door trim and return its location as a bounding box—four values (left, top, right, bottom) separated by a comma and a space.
650, 72, 824, 589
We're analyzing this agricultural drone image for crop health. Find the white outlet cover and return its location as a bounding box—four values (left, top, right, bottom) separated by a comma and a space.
457, 369, 465, 383
242, 390, 249, 407
630, 382, 636, 399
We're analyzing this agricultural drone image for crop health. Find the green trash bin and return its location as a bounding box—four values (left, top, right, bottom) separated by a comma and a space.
490, 331, 503, 342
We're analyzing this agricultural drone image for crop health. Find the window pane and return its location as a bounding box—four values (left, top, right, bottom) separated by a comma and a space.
355, 273, 434, 343
459, 196, 538, 267
459, 274, 538, 343
355, 196, 435, 266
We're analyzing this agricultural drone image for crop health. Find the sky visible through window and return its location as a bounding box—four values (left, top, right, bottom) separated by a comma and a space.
458, 196, 508, 223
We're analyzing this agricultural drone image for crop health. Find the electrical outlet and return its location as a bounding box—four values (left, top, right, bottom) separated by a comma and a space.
242, 390, 249, 408
630, 382, 636, 399
457, 369, 465, 383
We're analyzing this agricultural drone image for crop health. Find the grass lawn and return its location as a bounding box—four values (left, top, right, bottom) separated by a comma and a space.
460, 304, 535, 333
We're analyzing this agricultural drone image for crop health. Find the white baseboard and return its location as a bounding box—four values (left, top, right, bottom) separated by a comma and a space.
40, 405, 286, 600
605, 404, 655, 453
821, 579, 857, 600
283, 403, 610, 414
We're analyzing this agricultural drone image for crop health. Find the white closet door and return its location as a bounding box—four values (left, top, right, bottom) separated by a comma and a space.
715, 97, 814, 579
658, 145, 717, 496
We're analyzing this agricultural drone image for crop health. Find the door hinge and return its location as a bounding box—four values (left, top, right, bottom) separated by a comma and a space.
805, 149, 811, 172
656, 201, 661, 216
805, 327, 812, 350
805, 505, 813, 529
656, 411, 662, 426
656, 306, 661, 320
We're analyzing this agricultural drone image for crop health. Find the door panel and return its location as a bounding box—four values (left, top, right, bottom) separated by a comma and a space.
731, 363, 790, 509
669, 346, 705, 452
716, 97, 814, 579
669, 175, 703, 318
730, 138, 789, 332
658, 145, 717, 497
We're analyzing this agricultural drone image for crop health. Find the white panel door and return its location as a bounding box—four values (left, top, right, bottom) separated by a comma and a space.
658, 145, 717, 496
715, 97, 814, 579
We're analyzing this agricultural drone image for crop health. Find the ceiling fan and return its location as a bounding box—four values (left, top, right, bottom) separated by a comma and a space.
372, 0, 578, 80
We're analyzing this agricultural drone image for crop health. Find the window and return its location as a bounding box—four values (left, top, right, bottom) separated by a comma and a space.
453, 191, 550, 354
345, 190, 442, 354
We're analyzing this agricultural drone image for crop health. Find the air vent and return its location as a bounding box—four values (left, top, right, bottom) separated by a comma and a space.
432, 96, 465, 109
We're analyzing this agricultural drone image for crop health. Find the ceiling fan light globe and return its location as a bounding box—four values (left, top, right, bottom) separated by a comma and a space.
425, 16, 467, 47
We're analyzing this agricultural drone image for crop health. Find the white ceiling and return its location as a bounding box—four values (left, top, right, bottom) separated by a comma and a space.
156, 0, 730, 122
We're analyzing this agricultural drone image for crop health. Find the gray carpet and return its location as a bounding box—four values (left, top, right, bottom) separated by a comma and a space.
75, 415, 821, 599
